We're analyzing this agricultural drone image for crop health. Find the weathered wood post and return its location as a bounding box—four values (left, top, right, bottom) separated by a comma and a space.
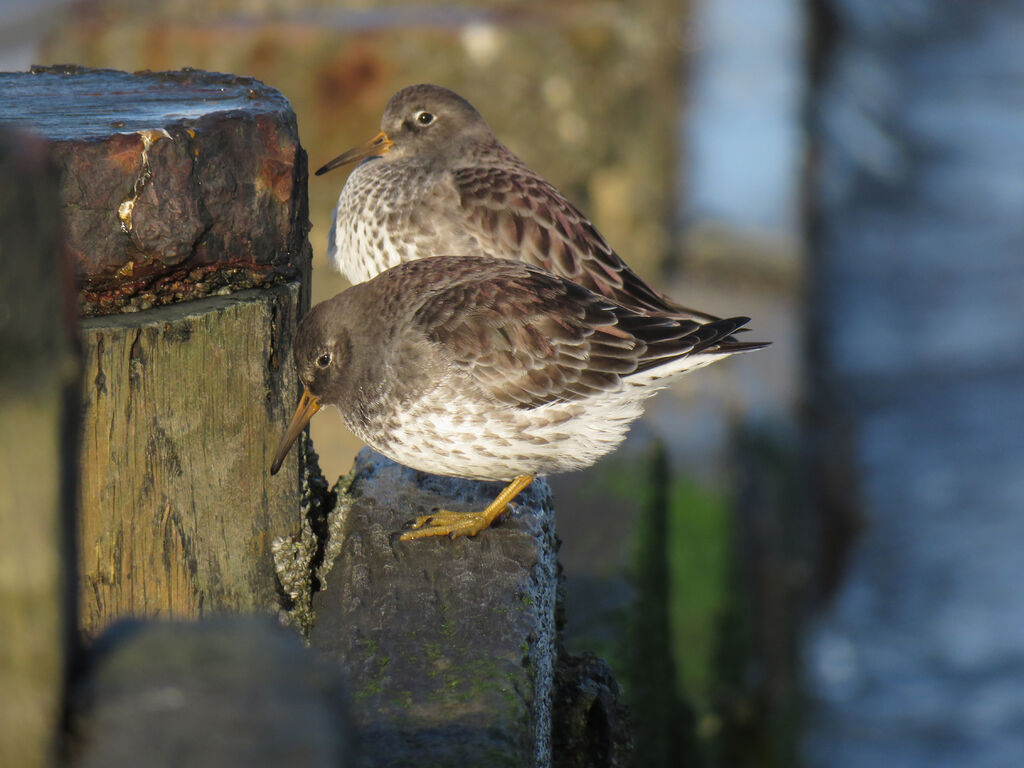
306, 450, 561, 767
68, 618, 356, 767
0, 129, 80, 768
804, 3, 1024, 765
0, 66, 311, 636
276, 448, 630, 768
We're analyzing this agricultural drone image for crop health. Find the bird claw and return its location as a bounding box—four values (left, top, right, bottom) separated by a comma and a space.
395, 475, 533, 542
398, 508, 495, 540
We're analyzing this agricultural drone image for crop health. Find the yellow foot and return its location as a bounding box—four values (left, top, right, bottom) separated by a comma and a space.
400, 508, 499, 540
397, 474, 535, 541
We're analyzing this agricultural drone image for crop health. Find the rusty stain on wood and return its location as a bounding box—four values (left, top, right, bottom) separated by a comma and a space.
0, 66, 311, 317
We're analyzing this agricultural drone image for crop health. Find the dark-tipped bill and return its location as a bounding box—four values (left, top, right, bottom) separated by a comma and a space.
315, 131, 394, 176
270, 388, 322, 475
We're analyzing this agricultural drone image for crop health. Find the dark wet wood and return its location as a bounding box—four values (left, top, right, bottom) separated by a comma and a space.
0, 66, 310, 317
307, 449, 560, 768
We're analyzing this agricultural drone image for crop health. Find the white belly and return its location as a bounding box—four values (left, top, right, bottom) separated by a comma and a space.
326, 160, 478, 284
342, 380, 647, 482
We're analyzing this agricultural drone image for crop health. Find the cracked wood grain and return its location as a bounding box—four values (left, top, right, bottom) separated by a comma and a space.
77, 284, 304, 636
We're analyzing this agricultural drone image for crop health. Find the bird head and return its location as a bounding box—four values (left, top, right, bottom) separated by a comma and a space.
314, 84, 494, 175
270, 297, 355, 475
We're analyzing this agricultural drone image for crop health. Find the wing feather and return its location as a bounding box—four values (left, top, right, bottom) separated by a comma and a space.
451, 165, 720, 323
408, 259, 762, 410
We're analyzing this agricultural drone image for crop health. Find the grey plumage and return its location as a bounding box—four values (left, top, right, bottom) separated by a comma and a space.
317, 84, 719, 322
273, 256, 766, 484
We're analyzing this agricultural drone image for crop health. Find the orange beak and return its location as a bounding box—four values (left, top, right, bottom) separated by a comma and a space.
315, 131, 394, 176
270, 387, 322, 475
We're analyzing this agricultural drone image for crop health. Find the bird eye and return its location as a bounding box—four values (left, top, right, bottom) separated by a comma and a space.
316, 353, 331, 368
415, 111, 435, 126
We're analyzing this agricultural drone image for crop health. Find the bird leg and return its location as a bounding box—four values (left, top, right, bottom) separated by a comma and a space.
399, 474, 535, 540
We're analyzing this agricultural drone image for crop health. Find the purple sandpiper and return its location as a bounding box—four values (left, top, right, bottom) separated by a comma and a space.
270, 256, 766, 539
315, 83, 718, 322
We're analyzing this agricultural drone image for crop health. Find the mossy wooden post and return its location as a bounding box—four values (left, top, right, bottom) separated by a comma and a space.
0, 67, 311, 636
0, 130, 79, 768
303, 450, 562, 767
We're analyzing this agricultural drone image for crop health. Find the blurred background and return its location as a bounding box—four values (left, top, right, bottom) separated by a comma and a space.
4, 0, 1023, 766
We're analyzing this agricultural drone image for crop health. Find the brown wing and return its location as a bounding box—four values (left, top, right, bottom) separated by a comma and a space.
410, 259, 742, 409
450, 165, 721, 323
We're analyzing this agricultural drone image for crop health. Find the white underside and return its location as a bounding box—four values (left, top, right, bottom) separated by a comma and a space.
328, 198, 406, 284
327, 160, 479, 284
339, 352, 729, 482
325, 162, 738, 480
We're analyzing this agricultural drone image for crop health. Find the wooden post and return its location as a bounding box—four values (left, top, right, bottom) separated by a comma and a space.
0, 130, 79, 768
0, 67, 311, 636
305, 449, 562, 767
78, 284, 302, 628
805, 4, 1024, 765
69, 618, 355, 767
